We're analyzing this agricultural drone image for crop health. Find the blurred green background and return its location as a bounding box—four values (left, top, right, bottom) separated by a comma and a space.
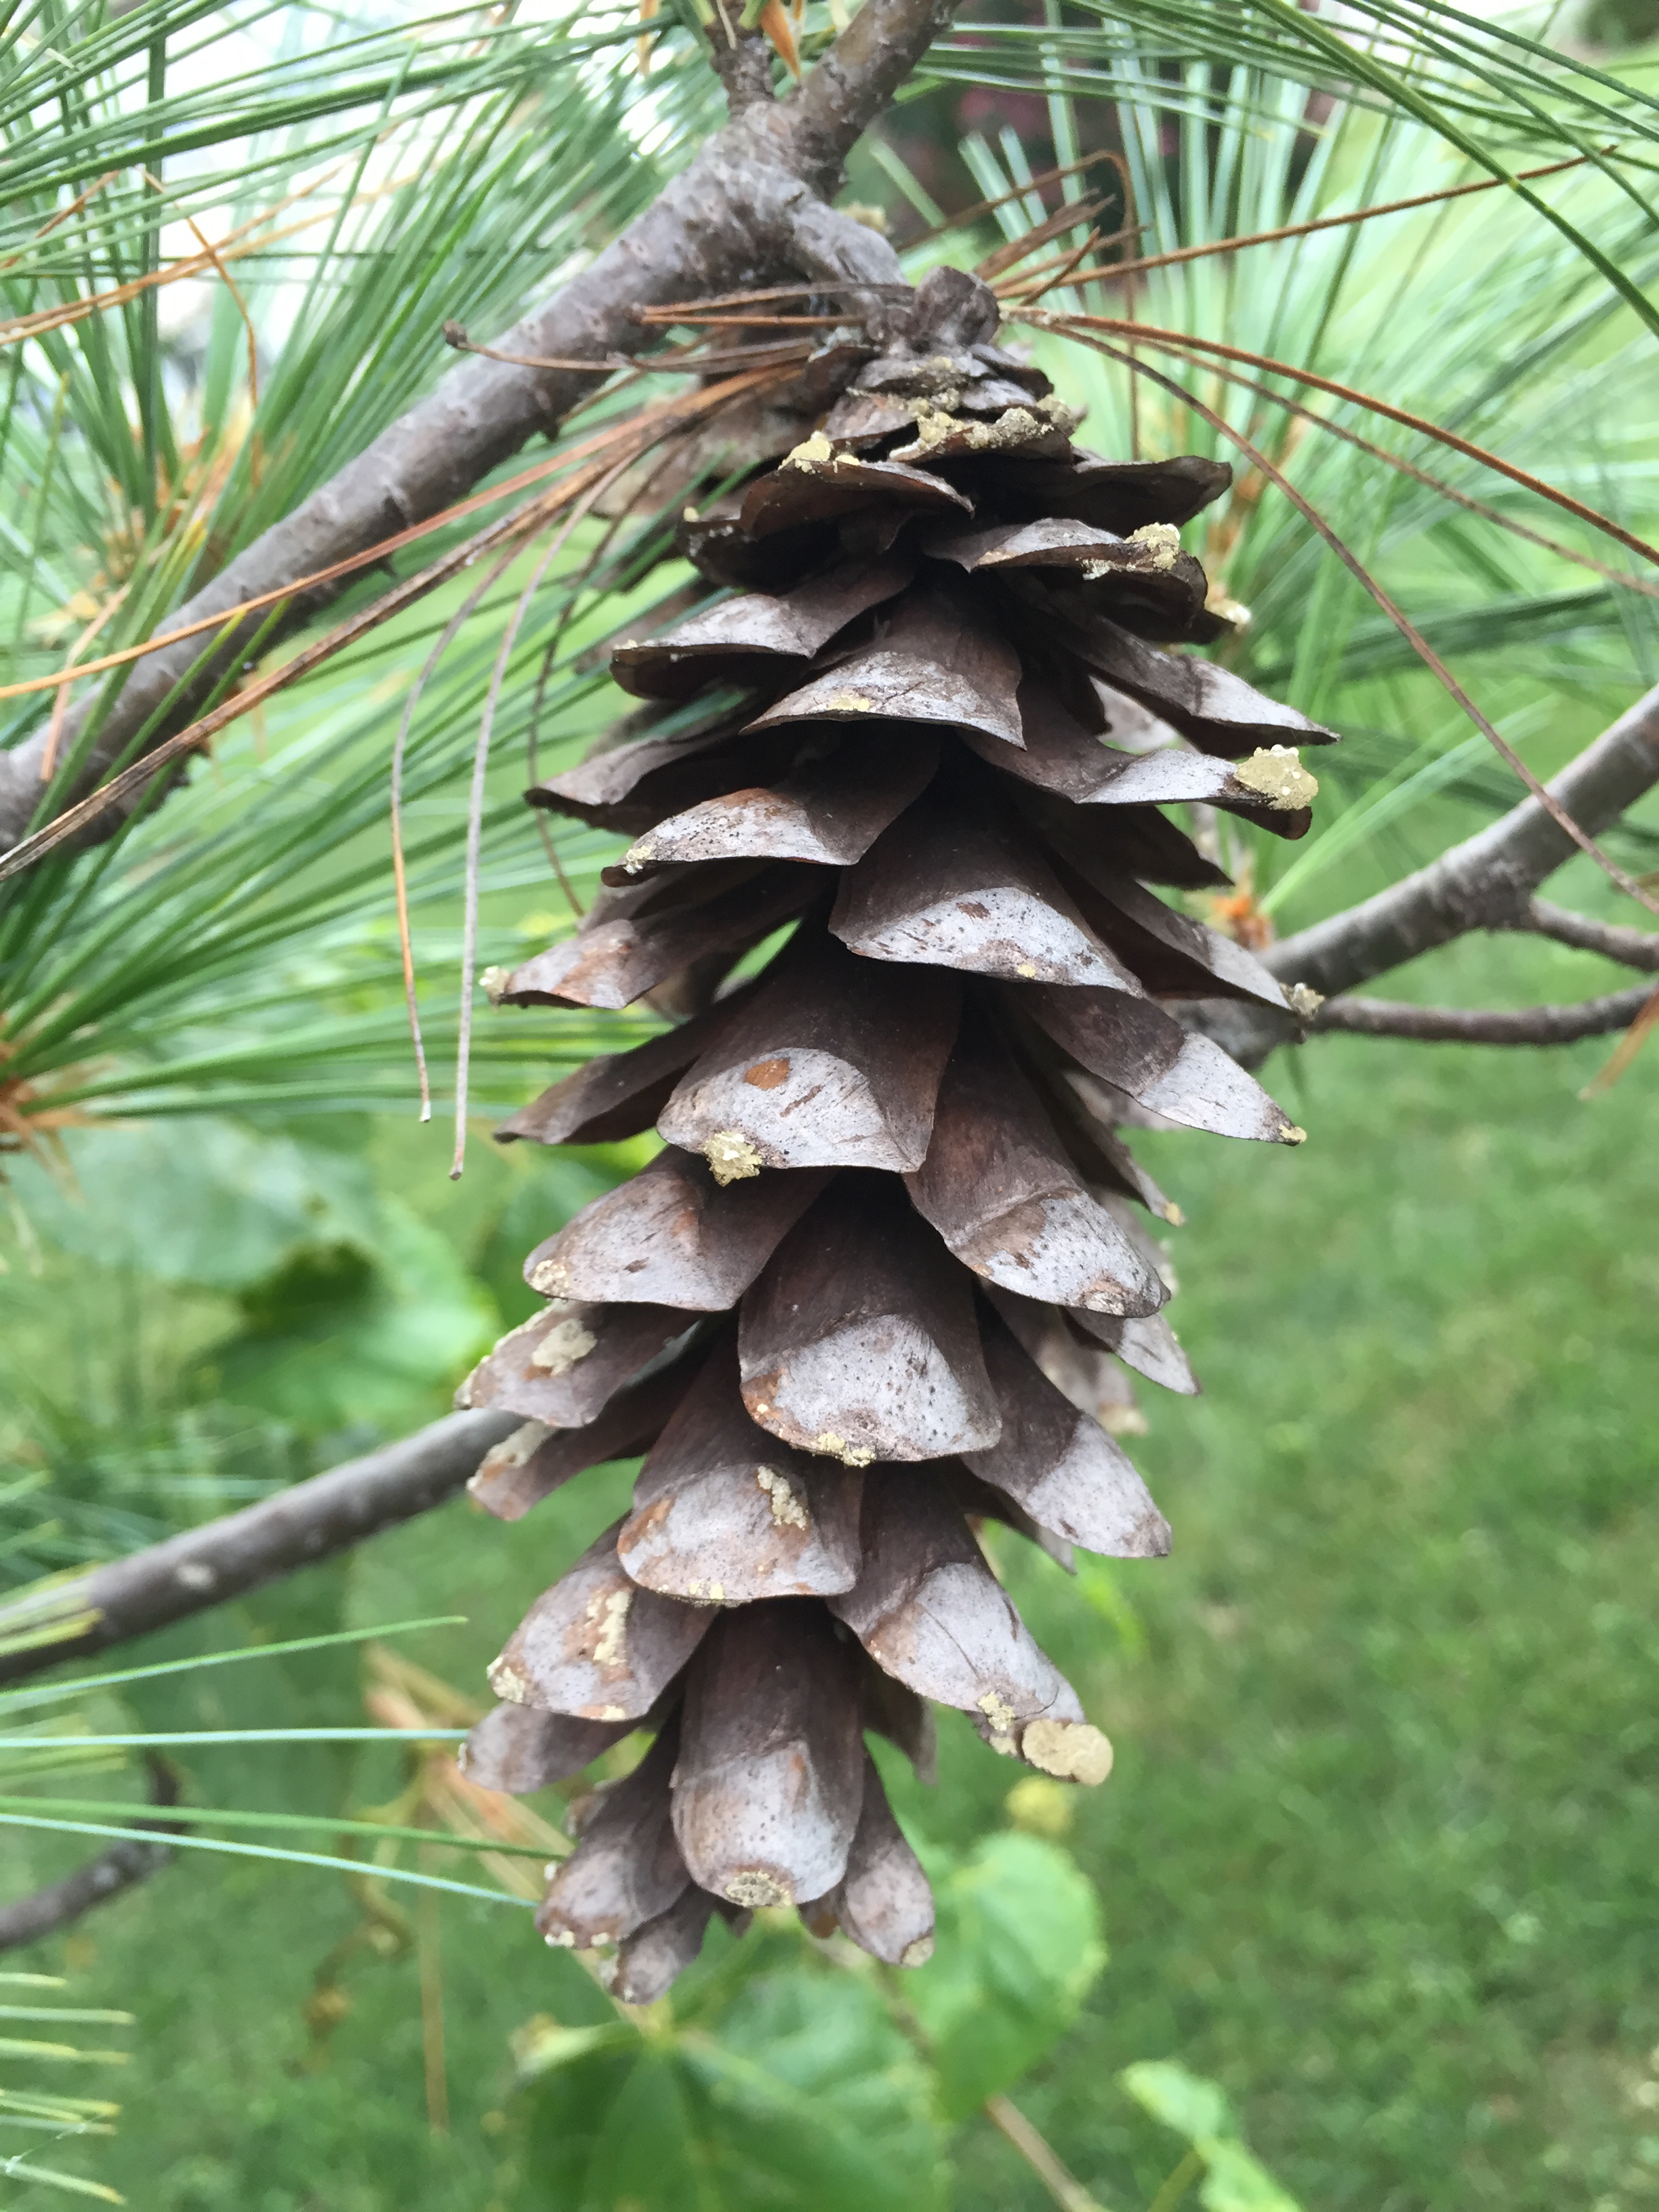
4, 915, 1655, 2212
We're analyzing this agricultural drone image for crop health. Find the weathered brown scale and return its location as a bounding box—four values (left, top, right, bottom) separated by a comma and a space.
611, 550, 915, 701
1051, 843, 1291, 1006
1019, 980, 1297, 1142
659, 934, 960, 1175
746, 579, 1023, 749
964, 1308, 1171, 1556
800, 1752, 935, 1966
537, 1723, 690, 1950
495, 991, 752, 1147
619, 1334, 865, 1601
830, 786, 1145, 991
738, 1170, 1000, 1463
905, 1022, 1169, 1315
459, 1302, 695, 1428
827, 1473, 1092, 1751
960, 674, 1313, 836
618, 729, 937, 874
466, 1353, 701, 1521
523, 1148, 831, 1310
737, 451, 972, 538
671, 1600, 865, 1908
487, 1520, 713, 1721
499, 861, 816, 1010
460, 1701, 638, 1794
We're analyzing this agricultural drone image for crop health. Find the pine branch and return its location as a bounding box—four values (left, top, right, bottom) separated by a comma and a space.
0, 1759, 181, 1953
0, 0, 960, 859
1516, 899, 1659, 970
1267, 682, 1659, 1000
0, 1411, 516, 1687
706, 18, 780, 117
1187, 683, 1659, 1068
1313, 981, 1656, 1044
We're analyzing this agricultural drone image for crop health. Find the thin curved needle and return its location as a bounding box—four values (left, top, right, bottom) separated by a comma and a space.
1047, 322, 1659, 922
1025, 309, 1659, 571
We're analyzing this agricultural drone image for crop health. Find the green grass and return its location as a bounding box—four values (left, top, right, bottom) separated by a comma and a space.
947, 928, 1659, 2212
3, 918, 1656, 2212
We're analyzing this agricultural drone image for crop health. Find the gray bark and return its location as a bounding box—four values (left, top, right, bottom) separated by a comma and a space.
1269, 681, 1659, 998
1517, 897, 1659, 970
0, 1763, 181, 1954
0, 1410, 514, 1685
1193, 682, 1659, 1065
1313, 980, 1655, 1044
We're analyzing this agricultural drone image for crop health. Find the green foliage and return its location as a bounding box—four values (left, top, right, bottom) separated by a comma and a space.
949, 73, 1658, 926
512, 1950, 947, 2212
201, 1197, 494, 1429
0, 1612, 134, 2204
507, 1830, 1111, 2209
921, 0, 1659, 209
684, 1968, 945, 2209
906, 1829, 1105, 2119
1123, 2063, 1300, 2211
0, 1971, 126, 2205
0, 0, 701, 1145
12, 1121, 382, 1291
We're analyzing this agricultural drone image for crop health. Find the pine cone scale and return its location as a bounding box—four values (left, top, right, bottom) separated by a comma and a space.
496, 994, 747, 1145
828, 790, 1143, 991
736, 1172, 1000, 1463
525, 1149, 832, 1309
672, 1601, 865, 1908
965, 1309, 1171, 1557
460, 1701, 636, 1794
745, 581, 1024, 749
488, 1521, 712, 1721
618, 1336, 864, 1601
458, 1300, 694, 1428
905, 1033, 1170, 1316
612, 548, 917, 700
622, 732, 939, 874
500, 861, 815, 1012
659, 943, 959, 1177
828, 1475, 1084, 1741
537, 1723, 689, 1950
805, 1750, 935, 1968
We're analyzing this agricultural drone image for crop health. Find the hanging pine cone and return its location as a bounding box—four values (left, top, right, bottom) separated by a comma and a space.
455, 266, 1332, 2003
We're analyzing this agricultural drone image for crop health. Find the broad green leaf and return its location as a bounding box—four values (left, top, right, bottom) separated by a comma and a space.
511, 2020, 638, 2081
905, 1832, 1106, 2120
7, 1121, 380, 1292
513, 1966, 941, 2212
1199, 2138, 1305, 2212
201, 1196, 495, 1425
580, 2049, 712, 2212
512, 2040, 653, 2211
684, 1968, 947, 2212
1120, 2060, 1234, 2145
1122, 2064, 1304, 2212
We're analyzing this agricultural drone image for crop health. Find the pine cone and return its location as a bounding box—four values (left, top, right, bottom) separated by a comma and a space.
457, 266, 1330, 1995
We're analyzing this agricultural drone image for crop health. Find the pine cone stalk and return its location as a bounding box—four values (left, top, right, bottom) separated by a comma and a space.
456, 266, 1329, 2000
